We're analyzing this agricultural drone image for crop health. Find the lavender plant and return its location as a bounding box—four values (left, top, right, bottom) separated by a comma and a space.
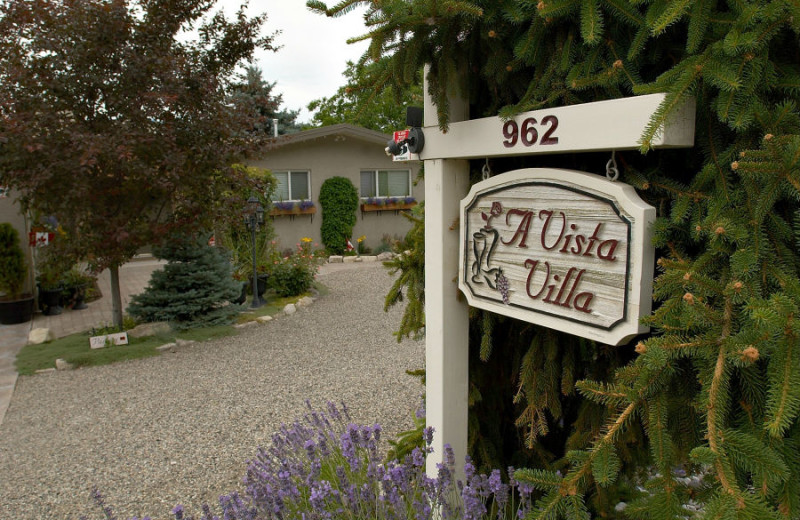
83, 402, 535, 520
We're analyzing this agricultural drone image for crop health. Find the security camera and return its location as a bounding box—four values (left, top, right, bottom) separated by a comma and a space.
386, 139, 404, 156
385, 129, 425, 158
385, 107, 426, 157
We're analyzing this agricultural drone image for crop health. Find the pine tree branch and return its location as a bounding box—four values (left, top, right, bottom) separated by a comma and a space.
707, 295, 741, 498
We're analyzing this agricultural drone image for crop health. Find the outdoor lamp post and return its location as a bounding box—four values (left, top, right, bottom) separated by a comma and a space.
244, 195, 265, 308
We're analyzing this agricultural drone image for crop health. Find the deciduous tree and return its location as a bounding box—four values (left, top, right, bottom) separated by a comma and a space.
308, 61, 422, 133
0, 0, 275, 326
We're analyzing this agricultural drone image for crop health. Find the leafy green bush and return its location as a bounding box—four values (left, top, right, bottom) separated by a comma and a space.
268, 239, 321, 297
318, 176, 358, 254
0, 223, 27, 299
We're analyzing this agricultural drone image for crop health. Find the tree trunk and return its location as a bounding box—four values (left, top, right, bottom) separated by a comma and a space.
109, 264, 123, 329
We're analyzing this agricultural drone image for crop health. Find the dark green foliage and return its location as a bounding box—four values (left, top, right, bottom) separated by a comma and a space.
229, 66, 302, 135
127, 234, 241, 330
310, 0, 800, 518
318, 176, 359, 255
0, 223, 27, 299
384, 204, 425, 341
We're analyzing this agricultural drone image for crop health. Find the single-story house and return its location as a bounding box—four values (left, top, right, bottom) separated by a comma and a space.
248, 123, 424, 253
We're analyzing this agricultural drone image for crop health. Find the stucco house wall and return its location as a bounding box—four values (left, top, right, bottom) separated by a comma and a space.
248, 124, 423, 253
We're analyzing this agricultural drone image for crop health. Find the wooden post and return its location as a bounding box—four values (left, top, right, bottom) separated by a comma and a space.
424, 67, 471, 480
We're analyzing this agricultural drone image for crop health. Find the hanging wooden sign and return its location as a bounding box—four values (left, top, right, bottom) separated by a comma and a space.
459, 168, 655, 345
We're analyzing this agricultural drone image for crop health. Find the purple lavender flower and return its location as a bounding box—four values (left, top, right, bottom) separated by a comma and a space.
84, 402, 540, 520
171, 504, 184, 519
422, 426, 434, 446
415, 395, 426, 420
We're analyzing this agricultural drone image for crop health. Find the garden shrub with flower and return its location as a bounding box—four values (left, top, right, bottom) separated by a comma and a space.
83, 402, 535, 520
268, 237, 323, 297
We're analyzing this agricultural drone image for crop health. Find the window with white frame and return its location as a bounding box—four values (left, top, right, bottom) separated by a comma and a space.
272, 170, 311, 201
360, 169, 411, 198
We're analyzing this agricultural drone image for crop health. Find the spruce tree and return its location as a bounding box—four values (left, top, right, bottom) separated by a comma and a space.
127, 234, 242, 330
312, 1, 800, 518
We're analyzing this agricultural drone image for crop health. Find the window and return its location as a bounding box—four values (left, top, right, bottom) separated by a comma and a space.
360, 169, 411, 198
273, 170, 310, 201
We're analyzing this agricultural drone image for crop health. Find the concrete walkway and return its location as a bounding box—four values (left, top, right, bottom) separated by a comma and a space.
0, 258, 165, 427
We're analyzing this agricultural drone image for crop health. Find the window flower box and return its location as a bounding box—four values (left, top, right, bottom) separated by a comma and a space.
360, 197, 417, 214
269, 201, 316, 220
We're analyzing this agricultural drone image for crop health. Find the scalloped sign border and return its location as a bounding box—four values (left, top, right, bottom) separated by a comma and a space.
459, 168, 655, 346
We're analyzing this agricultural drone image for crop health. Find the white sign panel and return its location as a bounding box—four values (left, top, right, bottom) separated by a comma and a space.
459, 168, 655, 345
421, 93, 695, 160
89, 332, 129, 349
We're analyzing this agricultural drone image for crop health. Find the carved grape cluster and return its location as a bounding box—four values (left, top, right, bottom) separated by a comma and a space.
495, 270, 510, 305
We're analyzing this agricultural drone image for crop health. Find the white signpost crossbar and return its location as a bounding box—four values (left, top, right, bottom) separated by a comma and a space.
420, 93, 695, 161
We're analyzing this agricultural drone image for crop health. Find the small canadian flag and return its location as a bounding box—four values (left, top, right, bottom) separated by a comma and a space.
346, 239, 355, 252
29, 231, 54, 247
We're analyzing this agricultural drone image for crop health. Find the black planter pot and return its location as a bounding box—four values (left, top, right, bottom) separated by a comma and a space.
257, 275, 268, 297
232, 281, 247, 305
0, 294, 36, 325
38, 286, 63, 316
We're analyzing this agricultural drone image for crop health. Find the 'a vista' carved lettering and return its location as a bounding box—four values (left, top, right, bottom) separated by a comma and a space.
502, 209, 620, 262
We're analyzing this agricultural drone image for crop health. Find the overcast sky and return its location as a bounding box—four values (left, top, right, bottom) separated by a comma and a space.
221, 0, 370, 124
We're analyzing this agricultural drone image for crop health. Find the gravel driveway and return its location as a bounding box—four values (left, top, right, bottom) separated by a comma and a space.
0, 262, 425, 519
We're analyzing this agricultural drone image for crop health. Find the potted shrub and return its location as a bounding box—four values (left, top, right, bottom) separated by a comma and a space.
61, 265, 95, 310
0, 223, 35, 324
36, 247, 70, 316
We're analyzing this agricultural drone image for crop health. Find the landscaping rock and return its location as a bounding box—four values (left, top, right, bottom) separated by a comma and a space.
376, 252, 394, 261
175, 339, 195, 348
328, 255, 343, 263
55, 359, 74, 371
156, 343, 177, 353
127, 322, 171, 338
256, 316, 273, 323
28, 328, 54, 345
283, 304, 297, 315
296, 297, 314, 308
234, 321, 259, 329
361, 255, 378, 262
34, 368, 56, 375
343, 256, 358, 263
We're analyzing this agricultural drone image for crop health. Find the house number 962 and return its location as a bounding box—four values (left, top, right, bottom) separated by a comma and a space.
502, 116, 559, 148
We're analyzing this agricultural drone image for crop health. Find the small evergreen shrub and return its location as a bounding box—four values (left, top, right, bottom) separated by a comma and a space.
318, 176, 358, 254
127, 233, 241, 329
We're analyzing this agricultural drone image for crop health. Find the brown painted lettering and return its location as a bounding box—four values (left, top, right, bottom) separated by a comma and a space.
502, 209, 534, 248
539, 210, 566, 251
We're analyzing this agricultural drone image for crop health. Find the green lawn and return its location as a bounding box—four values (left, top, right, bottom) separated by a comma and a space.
15, 285, 324, 376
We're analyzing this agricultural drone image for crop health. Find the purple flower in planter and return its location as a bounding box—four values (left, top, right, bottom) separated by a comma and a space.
275, 200, 294, 211
404, 196, 416, 205
299, 199, 314, 210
